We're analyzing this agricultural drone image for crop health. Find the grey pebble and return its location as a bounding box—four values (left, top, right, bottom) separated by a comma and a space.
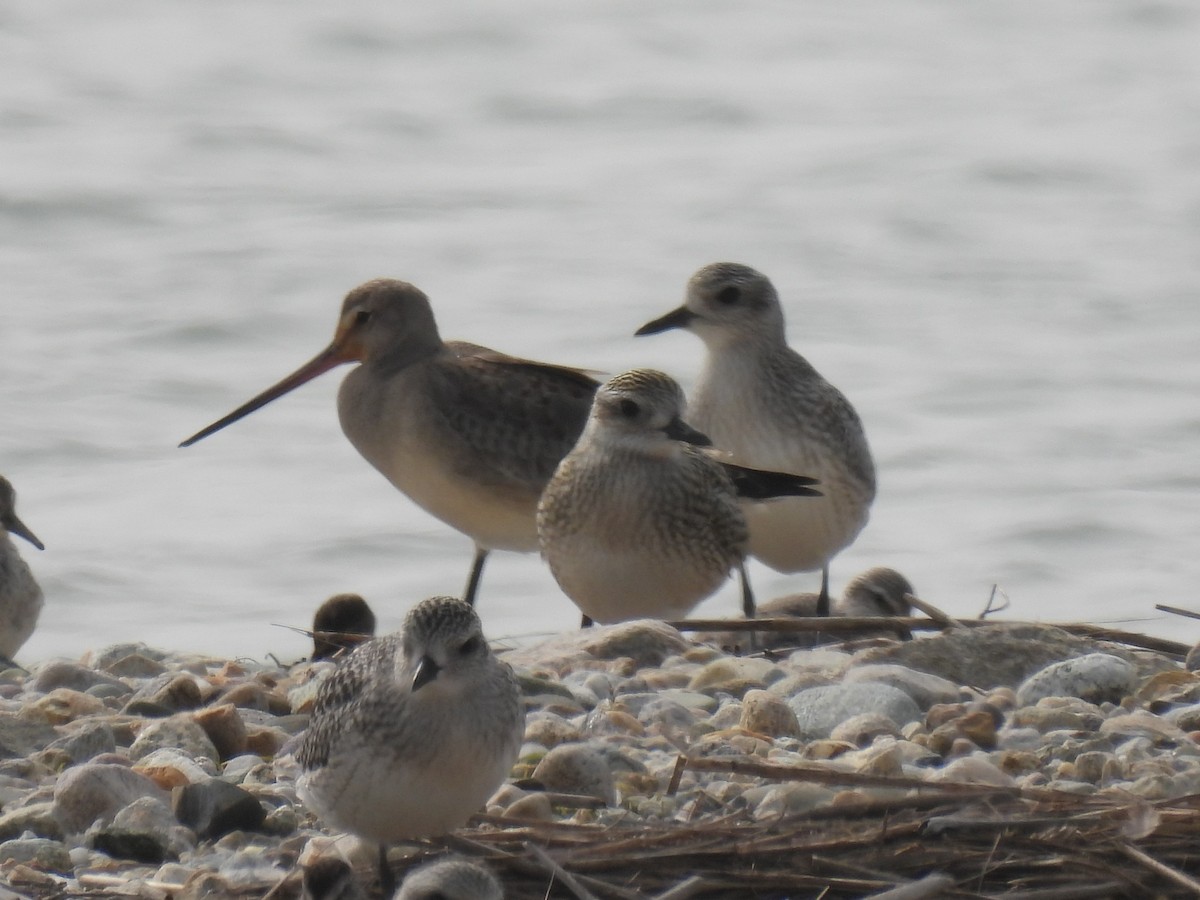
0, 835, 73, 872
843, 664, 962, 709
173, 777, 266, 840
46, 720, 117, 765
33, 660, 127, 694
53, 763, 169, 834
129, 715, 219, 765
0, 800, 62, 841
1016, 654, 1138, 707
787, 683, 921, 740
829, 712, 903, 746
532, 742, 616, 804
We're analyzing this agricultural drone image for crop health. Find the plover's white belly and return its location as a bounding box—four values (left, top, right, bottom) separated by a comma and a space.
546, 535, 729, 623
693, 396, 871, 574
299, 735, 514, 845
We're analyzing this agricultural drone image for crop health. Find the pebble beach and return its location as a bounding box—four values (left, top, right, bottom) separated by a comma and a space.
2, 616, 1200, 898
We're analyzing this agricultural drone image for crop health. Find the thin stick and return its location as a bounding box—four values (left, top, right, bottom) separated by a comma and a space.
1118, 843, 1200, 896
903, 593, 954, 628
1155, 604, 1200, 622
979, 584, 1009, 619
670, 616, 915, 634
666, 754, 686, 797
683, 755, 1023, 796
528, 842, 602, 900
670, 616, 1191, 657
77, 873, 188, 891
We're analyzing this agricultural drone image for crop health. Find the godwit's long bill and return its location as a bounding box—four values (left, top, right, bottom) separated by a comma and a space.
181, 278, 599, 607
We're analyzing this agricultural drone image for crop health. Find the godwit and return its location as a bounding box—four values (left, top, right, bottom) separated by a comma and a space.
294, 596, 523, 896
181, 279, 599, 606
703, 565, 914, 653
537, 369, 820, 626
637, 263, 875, 615
0, 476, 44, 662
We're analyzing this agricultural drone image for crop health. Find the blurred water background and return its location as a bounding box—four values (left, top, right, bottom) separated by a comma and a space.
2, 0, 1198, 663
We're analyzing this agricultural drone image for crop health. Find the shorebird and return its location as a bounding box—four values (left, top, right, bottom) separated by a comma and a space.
0, 476, 44, 662
537, 369, 820, 627
300, 857, 366, 900
295, 596, 523, 896
396, 856, 503, 900
180, 279, 599, 607
311, 593, 377, 661
636, 262, 876, 615
702, 566, 914, 653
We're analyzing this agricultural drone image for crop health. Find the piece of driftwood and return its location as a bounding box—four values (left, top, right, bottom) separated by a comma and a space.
669, 615, 1191, 658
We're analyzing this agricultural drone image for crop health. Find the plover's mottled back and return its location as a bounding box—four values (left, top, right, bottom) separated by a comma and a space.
295, 596, 523, 895
637, 263, 875, 613
311, 593, 377, 661
181, 279, 599, 606
0, 476, 44, 662
537, 369, 819, 626
396, 856, 503, 900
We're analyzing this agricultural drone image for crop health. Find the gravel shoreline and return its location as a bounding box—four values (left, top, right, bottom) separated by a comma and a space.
1, 618, 1198, 898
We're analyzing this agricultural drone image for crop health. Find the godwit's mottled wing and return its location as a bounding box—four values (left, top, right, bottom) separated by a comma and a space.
427, 347, 601, 491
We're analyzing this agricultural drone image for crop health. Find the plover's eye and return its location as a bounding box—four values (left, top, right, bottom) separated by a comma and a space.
618, 399, 640, 419
715, 285, 740, 305
458, 635, 482, 656
354, 309, 371, 326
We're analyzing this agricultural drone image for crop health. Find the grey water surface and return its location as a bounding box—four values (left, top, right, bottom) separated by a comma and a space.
2, 0, 1198, 661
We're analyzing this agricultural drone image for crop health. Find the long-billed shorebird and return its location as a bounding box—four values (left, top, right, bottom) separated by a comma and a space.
294, 596, 523, 896
180, 279, 599, 607
537, 369, 820, 627
703, 565, 914, 653
396, 856, 503, 900
636, 263, 875, 615
0, 476, 44, 662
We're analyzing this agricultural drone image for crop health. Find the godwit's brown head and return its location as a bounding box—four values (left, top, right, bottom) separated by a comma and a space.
180, 279, 443, 447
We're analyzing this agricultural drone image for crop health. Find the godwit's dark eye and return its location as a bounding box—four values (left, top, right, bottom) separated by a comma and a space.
716, 286, 740, 305
459, 635, 482, 656
619, 399, 640, 418
354, 309, 371, 326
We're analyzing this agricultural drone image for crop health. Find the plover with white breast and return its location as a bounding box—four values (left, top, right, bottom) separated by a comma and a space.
181, 279, 599, 607
396, 856, 503, 900
637, 263, 876, 615
294, 596, 524, 896
537, 369, 820, 627
0, 476, 44, 663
